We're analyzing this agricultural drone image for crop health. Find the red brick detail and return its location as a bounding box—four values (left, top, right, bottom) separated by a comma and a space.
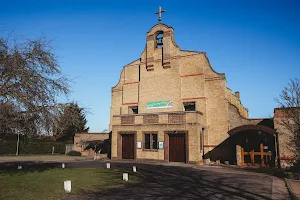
168, 114, 186, 124
182, 97, 207, 100
122, 102, 138, 105
204, 145, 218, 147
143, 115, 159, 124
280, 156, 297, 161
274, 113, 289, 118
181, 73, 204, 77
124, 81, 139, 85
146, 64, 154, 71
121, 116, 135, 124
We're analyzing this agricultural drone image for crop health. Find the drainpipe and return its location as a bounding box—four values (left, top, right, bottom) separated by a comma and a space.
202, 128, 205, 158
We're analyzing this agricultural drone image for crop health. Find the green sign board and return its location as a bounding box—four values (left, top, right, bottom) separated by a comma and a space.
146, 100, 173, 109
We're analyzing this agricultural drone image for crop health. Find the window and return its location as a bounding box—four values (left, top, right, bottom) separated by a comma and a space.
129, 106, 138, 114
144, 133, 158, 150
156, 31, 163, 48
184, 102, 196, 111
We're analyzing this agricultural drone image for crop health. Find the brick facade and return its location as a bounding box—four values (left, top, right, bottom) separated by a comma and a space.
110, 23, 266, 164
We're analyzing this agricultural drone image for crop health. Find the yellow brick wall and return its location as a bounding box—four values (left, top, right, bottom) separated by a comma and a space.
205, 78, 229, 146
123, 83, 139, 104
110, 23, 250, 163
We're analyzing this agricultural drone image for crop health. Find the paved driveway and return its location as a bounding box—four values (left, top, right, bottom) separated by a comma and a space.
61, 161, 289, 200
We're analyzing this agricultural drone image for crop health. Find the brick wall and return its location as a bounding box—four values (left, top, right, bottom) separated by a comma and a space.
110, 23, 251, 163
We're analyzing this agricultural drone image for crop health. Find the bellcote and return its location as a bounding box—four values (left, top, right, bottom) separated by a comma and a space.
142, 23, 179, 70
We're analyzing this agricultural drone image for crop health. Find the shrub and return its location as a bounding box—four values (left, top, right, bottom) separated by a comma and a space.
290, 159, 300, 173
67, 151, 81, 156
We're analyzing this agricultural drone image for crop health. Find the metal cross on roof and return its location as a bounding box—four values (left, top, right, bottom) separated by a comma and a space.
155, 6, 166, 23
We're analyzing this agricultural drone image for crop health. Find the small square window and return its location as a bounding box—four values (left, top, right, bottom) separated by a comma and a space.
129, 106, 138, 114
184, 102, 196, 111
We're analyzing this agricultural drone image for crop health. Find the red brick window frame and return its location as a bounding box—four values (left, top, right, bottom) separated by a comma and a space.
143, 132, 158, 151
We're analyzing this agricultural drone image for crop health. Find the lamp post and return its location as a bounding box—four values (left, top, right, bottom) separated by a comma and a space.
16, 132, 20, 156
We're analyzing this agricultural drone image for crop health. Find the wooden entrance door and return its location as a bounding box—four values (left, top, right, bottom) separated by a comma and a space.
122, 134, 134, 159
169, 134, 186, 162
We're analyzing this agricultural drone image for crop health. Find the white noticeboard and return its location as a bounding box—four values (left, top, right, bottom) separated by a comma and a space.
137, 141, 142, 149
158, 141, 164, 149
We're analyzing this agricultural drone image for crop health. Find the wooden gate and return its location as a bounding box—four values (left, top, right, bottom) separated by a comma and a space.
122, 134, 134, 159
169, 134, 186, 162
241, 143, 272, 167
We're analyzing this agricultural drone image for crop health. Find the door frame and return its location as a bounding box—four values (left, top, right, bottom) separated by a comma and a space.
117, 131, 137, 160
164, 131, 189, 163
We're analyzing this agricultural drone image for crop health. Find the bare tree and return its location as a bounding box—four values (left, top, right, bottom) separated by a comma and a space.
276, 78, 300, 155
0, 34, 69, 136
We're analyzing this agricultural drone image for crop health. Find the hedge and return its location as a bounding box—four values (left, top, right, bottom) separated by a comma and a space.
0, 140, 67, 155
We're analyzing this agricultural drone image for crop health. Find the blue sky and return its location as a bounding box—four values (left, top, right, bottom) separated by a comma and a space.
1, 0, 299, 131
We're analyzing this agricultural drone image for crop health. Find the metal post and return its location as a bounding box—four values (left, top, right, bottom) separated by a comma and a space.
16, 132, 20, 156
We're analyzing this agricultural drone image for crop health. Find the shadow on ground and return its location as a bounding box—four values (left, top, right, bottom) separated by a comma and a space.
0, 161, 62, 174
62, 162, 274, 200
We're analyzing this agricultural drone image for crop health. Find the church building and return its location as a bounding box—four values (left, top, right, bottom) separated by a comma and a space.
109, 7, 295, 167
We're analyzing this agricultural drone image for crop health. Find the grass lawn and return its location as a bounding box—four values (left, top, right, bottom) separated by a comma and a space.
0, 167, 141, 200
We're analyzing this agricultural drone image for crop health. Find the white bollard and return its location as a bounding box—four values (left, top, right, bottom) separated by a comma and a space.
64, 180, 71, 193
62, 163, 65, 168
106, 163, 110, 169
132, 166, 137, 172
123, 173, 128, 181
17, 165, 22, 170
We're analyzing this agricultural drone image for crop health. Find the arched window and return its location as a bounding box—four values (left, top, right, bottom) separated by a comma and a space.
156, 31, 163, 48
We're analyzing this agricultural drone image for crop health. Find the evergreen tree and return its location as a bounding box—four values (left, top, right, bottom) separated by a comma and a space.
54, 102, 89, 141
